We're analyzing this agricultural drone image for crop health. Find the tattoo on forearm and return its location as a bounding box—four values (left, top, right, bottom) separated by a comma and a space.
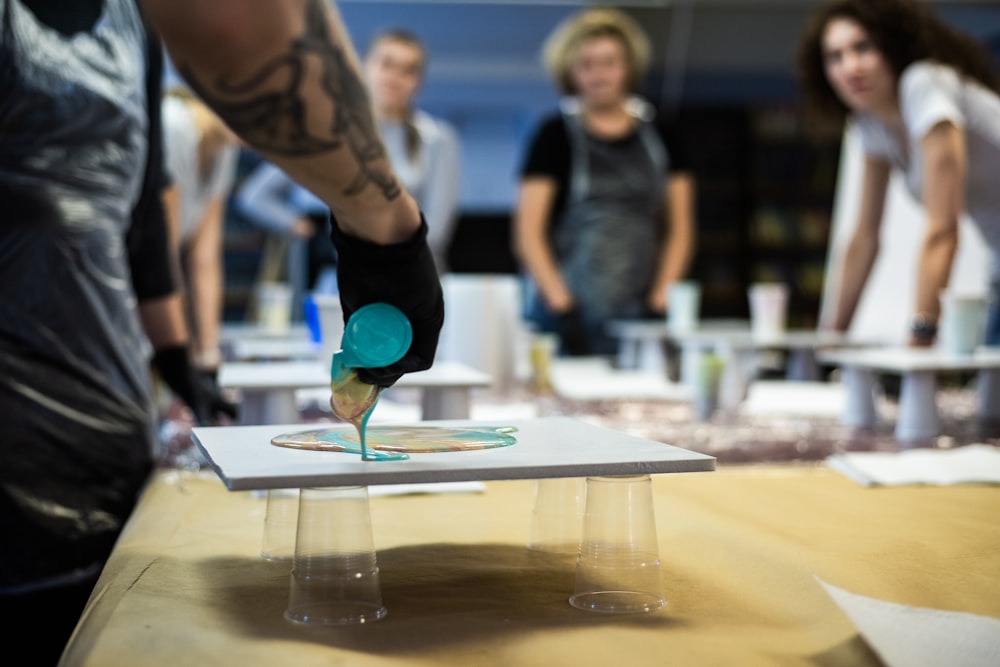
178, 0, 400, 201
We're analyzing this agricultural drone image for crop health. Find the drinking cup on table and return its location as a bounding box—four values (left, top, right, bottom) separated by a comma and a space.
285, 486, 387, 625
312, 293, 345, 372
939, 292, 987, 355
569, 475, 666, 614
255, 282, 293, 335
748, 283, 788, 343
667, 281, 701, 334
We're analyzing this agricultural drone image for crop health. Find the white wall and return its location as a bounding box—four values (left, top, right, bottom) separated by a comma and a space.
821, 123, 992, 344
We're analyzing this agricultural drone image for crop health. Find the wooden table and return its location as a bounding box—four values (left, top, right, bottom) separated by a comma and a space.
818, 346, 1000, 442
218, 359, 493, 424
60, 461, 1000, 666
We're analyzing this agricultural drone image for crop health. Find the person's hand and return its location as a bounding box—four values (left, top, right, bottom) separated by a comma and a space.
555, 306, 590, 356
153, 346, 239, 425
330, 214, 444, 388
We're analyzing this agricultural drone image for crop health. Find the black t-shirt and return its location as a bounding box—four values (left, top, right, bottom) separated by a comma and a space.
519, 110, 693, 223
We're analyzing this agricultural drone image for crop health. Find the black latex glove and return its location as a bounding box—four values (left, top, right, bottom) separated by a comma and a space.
556, 306, 590, 356
330, 214, 445, 388
153, 346, 239, 425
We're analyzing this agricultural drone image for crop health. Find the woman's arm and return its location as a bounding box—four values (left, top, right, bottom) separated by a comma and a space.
513, 177, 573, 312
186, 196, 226, 369
648, 172, 696, 313
828, 156, 891, 332
910, 120, 965, 345
235, 162, 314, 237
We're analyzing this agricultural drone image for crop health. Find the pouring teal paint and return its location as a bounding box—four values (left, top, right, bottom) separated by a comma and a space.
329, 303, 413, 461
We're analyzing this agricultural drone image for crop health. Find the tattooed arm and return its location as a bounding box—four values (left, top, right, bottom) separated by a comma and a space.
141, 0, 421, 244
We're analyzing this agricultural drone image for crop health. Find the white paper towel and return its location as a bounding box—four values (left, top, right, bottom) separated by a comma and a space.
826, 444, 1000, 486
818, 578, 1000, 667
437, 274, 526, 392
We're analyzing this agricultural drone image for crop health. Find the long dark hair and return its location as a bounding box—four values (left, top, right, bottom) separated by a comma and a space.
797, 0, 999, 130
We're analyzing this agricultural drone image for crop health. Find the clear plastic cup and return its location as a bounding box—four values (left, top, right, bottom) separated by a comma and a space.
667, 281, 701, 334
528, 477, 586, 554
748, 283, 788, 343
939, 292, 986, 355
261, 488, 299, 561
569, 475, 666, 614
284, 486, 387, 625
255, 282, 293, 334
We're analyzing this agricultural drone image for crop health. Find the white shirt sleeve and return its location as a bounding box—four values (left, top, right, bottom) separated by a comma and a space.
900, 61, 965, 141
416, 116, 462, 271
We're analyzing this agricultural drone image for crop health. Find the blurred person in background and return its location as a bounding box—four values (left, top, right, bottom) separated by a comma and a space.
362, 27, 461, 274
513, 7, 696, 357
162, 85, 242, 395
798, 0, 1000, 347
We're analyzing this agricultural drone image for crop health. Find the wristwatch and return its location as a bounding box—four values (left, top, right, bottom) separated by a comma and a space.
910, 316, 938, 343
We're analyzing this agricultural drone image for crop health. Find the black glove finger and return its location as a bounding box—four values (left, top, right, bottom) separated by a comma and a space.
331, 214, 445, 388
195, 369, 239, 423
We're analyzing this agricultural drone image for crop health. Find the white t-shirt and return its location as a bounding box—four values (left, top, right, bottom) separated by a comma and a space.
162, 96, 239, 244
853, 61, 1000, 268
379, 110, 461, 272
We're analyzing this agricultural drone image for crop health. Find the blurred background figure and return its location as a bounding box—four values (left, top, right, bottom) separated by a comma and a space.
234, 159, 337, 318
162, 85, 241, 383
362, 27, 462, 275
798, 0, 1000, 347
513, 7, 696, 358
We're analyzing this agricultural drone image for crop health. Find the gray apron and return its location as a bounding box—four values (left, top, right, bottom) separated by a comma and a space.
554, 105, 668, 353
0, 0, 156, 591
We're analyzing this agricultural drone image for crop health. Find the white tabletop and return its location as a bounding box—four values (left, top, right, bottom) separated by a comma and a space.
219, 359, 493, 391
192, 416, 716, 490
221, 321, 311, 342
818, 346, 1000, 372
229, 337, 322, 360
608, 320, 871, 350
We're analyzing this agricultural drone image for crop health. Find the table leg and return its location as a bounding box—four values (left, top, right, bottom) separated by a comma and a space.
239, 389, 300, 425
636, 339, 667, 376
840, 366, 878, 430
895, 370, 940, 442
617, 338, 639, 370
977, 369, 1000, 421
786, 349, 821, 382
421, 387, 471, 420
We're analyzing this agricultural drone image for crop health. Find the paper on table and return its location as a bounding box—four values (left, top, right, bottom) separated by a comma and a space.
740, 380, 846, 418
369, 481, 487, 496
817, 578, 1000, 667
826, 444, 1000, 487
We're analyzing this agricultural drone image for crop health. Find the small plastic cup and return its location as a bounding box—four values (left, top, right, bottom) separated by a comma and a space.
748, 283, 788, 343
312, 294, 345, 372
939, 292, 986, 356
528, 477, 586, 554
667, 281, 701, 334
261, 488, 300, 561
255, 282, 293, 334
569, 475, 666, 614
285, 486, 387, 625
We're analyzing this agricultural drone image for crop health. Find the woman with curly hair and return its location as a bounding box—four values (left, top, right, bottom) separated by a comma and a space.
513, 7, 696, 357
797, 0, 1000, 347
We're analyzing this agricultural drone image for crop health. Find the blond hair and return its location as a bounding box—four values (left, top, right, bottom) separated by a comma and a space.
542, 7, 651, 96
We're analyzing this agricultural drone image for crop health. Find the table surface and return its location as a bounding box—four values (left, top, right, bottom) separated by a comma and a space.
61, 464, 1000, 667
192, 416, 717, 490
218, 359, 493, 391
608, 319, 875, 349
229, 337, 322, 360
819, 346, 1000, 372
221, 321, 310, 341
